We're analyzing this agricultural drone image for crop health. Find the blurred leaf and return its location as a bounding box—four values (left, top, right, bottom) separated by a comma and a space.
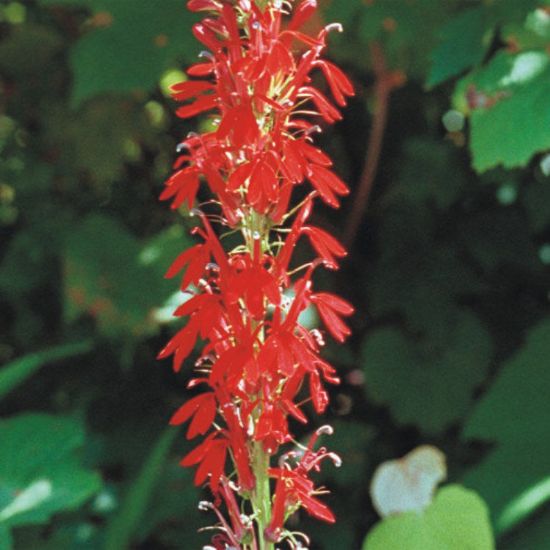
0, 340, 91, 402
104, 427, 177, 550
363, 485, 494, 550
502, 8, 550, 51
428, 7, 492, 87
136, 462, 203, 547
523, 179, 550, 233
458, 208, 541, 272
43, 97, 157, 187
0, 414, 101, 530
457, 50, 550, 171
500, 506, 550, 550
369, 201, 482, 348
0, 24, 63, 79
386, 138, 466, 209
320, 420, 373, 487
361, 312, 492, 433
323, 0, 449, 77
39, 0, 199, 104
0, 524, 12, 550
463, 318, 550, 534
63, 214, 187, 339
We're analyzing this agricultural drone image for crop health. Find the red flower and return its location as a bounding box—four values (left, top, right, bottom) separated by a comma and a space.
159, 0, 354, 544
265, 428, 341, 543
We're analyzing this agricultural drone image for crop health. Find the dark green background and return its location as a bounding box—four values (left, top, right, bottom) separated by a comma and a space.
0, 0, 549, 548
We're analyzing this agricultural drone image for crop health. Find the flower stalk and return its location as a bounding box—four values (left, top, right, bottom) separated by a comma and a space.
158, 1, 355, 547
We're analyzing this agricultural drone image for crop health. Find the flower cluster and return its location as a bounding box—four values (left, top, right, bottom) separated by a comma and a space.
159, 1, 354, 548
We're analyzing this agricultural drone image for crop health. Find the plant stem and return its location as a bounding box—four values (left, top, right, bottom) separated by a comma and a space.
252, 442, 273, 550
343, 42, 400, 248
241, 208, 274, 550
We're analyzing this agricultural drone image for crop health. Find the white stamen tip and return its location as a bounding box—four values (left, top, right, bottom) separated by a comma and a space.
325, 23, 343, 34
316, 425, 334, 436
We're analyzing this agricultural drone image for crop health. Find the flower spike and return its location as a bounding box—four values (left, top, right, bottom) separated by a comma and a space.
159, 0, 354, 547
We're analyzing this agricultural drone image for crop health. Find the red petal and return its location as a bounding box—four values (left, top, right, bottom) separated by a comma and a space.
176, 94, 217, 119
288, 0, 317, 31
187, 393, 217, 439
170, 393, 209, 426
171, 80, 214, 102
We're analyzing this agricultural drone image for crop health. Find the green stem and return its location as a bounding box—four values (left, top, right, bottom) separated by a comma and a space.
252, 442, 273, 550
240, 208, 274, 549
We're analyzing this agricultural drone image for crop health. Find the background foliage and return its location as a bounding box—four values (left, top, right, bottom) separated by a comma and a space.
0, 0, 549, 548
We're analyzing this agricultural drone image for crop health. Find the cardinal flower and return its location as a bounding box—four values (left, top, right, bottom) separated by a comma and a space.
158, 1, 354, 548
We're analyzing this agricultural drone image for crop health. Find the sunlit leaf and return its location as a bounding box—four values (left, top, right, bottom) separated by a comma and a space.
0, 414, 101, 530
363, 485, 494, 550
463, 318, 550, 533
456, 50, 550, 171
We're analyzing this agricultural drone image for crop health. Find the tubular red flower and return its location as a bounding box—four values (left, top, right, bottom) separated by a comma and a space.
159, 0, 354, 546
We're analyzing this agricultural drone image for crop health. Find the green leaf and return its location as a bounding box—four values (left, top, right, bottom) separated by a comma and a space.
63, 215, 189, 339
0, 24, 63, 80
43, 96, 157, 187
0, 340, 92, 402
361, 312, 492, 433
369, 222, 483, 349
501, 506, 550, 550
0, 524, 12, 550
363, 485, 495, 550
459, 50, 550, 172
0, 414, 101, 529
463, 318, 550, 534
385, 138, 466, 209
428, 7, 492, 88
135, 462, 203, 547
523, 179, 550, 233
40, 0, 200, 104
104, 427, 177, 550
457, 208, 541, 272
323, 0, 449, 78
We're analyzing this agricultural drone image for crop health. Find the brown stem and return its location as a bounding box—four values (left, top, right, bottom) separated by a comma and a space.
343, 42, 401, 248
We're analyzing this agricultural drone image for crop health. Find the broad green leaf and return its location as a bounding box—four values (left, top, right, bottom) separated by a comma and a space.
457, 50, 550, 171
502, 8, 550, 51
361, 312, 492, 433
463, 318, 550, 534
104, 427, 177, 550
39, 0, 199, 104
0, 340, 92, 402
363, 485, 494, 550
428, 7, 492, 87
0, 414, 101, 529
